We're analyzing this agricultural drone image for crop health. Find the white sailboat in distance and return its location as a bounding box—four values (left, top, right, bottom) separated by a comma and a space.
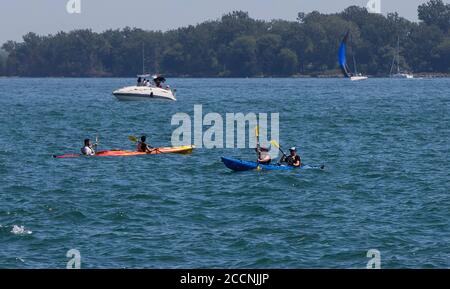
390, 36, 413, 79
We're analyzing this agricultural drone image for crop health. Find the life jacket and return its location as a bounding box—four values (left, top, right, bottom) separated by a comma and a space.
136, 142, 143, 152
81, 146, 95, 156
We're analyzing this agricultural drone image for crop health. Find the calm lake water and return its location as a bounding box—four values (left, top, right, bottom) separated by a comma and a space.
0, 78, 448, 268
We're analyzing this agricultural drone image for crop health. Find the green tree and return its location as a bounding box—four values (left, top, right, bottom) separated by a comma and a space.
407, 24, 444, 72
0, 49, 7, 75
161, 43, 187, 75
256, 34, 281, 75
435, 37, 450, 72
276, 48, 298, 76
226, 36, 258, 76
418, 0, 450, 32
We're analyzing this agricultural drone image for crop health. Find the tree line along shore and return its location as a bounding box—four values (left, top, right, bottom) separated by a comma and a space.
0, 0, 449, 78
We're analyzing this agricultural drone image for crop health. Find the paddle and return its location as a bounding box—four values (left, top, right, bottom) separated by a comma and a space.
270, 140, 287, 158
94, 135, 99, 147
255, 126, 260, 160
128, 135, 138, 143
254, 126, 264, 170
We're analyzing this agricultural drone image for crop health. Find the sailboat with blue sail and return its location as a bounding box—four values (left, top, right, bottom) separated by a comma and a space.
339, 31, 368, 81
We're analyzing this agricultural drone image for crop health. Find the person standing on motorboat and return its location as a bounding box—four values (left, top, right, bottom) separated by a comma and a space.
137, 77, 143, 86
136, 136, 153, 153
153, 75, 163, 88
279, 147, 302, 167
81, 139, 97, 156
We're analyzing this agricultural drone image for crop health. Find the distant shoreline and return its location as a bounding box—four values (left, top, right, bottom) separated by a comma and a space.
2, 3, 449, 80
1, 74, 450, 79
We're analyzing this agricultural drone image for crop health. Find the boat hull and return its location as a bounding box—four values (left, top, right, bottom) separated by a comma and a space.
391, 73, 414, 79
54, 146, 194, 159
113, 86, 176, 101
221, 157, 324, 172
350, 76, 368, 81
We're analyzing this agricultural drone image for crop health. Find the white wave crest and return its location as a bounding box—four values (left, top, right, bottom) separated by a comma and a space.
11, 225, 32, 235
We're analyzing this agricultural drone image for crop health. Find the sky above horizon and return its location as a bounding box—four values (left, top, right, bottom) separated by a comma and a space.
0, 0, 434, 45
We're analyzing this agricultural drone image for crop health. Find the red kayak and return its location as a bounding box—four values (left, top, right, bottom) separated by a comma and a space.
53, 145, 195, 159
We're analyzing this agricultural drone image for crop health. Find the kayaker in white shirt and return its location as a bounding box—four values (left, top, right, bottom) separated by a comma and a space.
81, 139, 97, 156
256, 146, 271, 164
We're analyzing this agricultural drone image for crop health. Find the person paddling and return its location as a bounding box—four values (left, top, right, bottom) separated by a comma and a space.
136, 136, 153, 153
279, 147, 302, 167
81, 138, 97, 156
256, 146, 271, 164
254, 126, 271, 165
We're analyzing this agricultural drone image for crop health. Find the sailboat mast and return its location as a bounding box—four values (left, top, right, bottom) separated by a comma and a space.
353, 55, 358, 75
397, 36, 400, 74
142, 43, 145, 75
350, 33, 358, 75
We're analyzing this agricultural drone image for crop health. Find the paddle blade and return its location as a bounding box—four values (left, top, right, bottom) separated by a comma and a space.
128, 136, 138, 143
270, 140, 280, 148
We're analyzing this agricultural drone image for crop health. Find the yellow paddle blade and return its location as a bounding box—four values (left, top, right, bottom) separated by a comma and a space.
255, 126, 259, 137
270, 140, 280, 148
128, 136, 138, 143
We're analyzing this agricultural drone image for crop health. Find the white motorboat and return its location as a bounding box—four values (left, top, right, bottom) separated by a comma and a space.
113, 74, 176, 101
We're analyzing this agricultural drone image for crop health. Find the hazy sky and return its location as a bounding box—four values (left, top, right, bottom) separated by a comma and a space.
0, 0, 433, 44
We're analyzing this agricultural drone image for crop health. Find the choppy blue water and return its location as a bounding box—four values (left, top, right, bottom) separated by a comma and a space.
0, 78, 449, 268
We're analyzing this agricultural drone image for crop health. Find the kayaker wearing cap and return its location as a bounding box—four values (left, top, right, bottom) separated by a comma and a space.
256, 146, 271, 165
136, 136, 153, 153
81, 139, 97, 156
280, 147, 302, 167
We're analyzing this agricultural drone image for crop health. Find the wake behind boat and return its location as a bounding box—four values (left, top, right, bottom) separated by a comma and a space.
113, 74, 176, 101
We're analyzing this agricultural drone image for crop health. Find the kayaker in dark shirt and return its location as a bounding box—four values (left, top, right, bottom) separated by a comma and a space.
136, 136, 153, 153
280, 147, 302, 167
256, 146, 271, 164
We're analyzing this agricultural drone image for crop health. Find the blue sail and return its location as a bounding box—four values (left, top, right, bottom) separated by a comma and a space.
339, 32, 352, 78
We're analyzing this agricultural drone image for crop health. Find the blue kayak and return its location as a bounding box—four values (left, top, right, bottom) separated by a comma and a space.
221, 157, 324, 172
